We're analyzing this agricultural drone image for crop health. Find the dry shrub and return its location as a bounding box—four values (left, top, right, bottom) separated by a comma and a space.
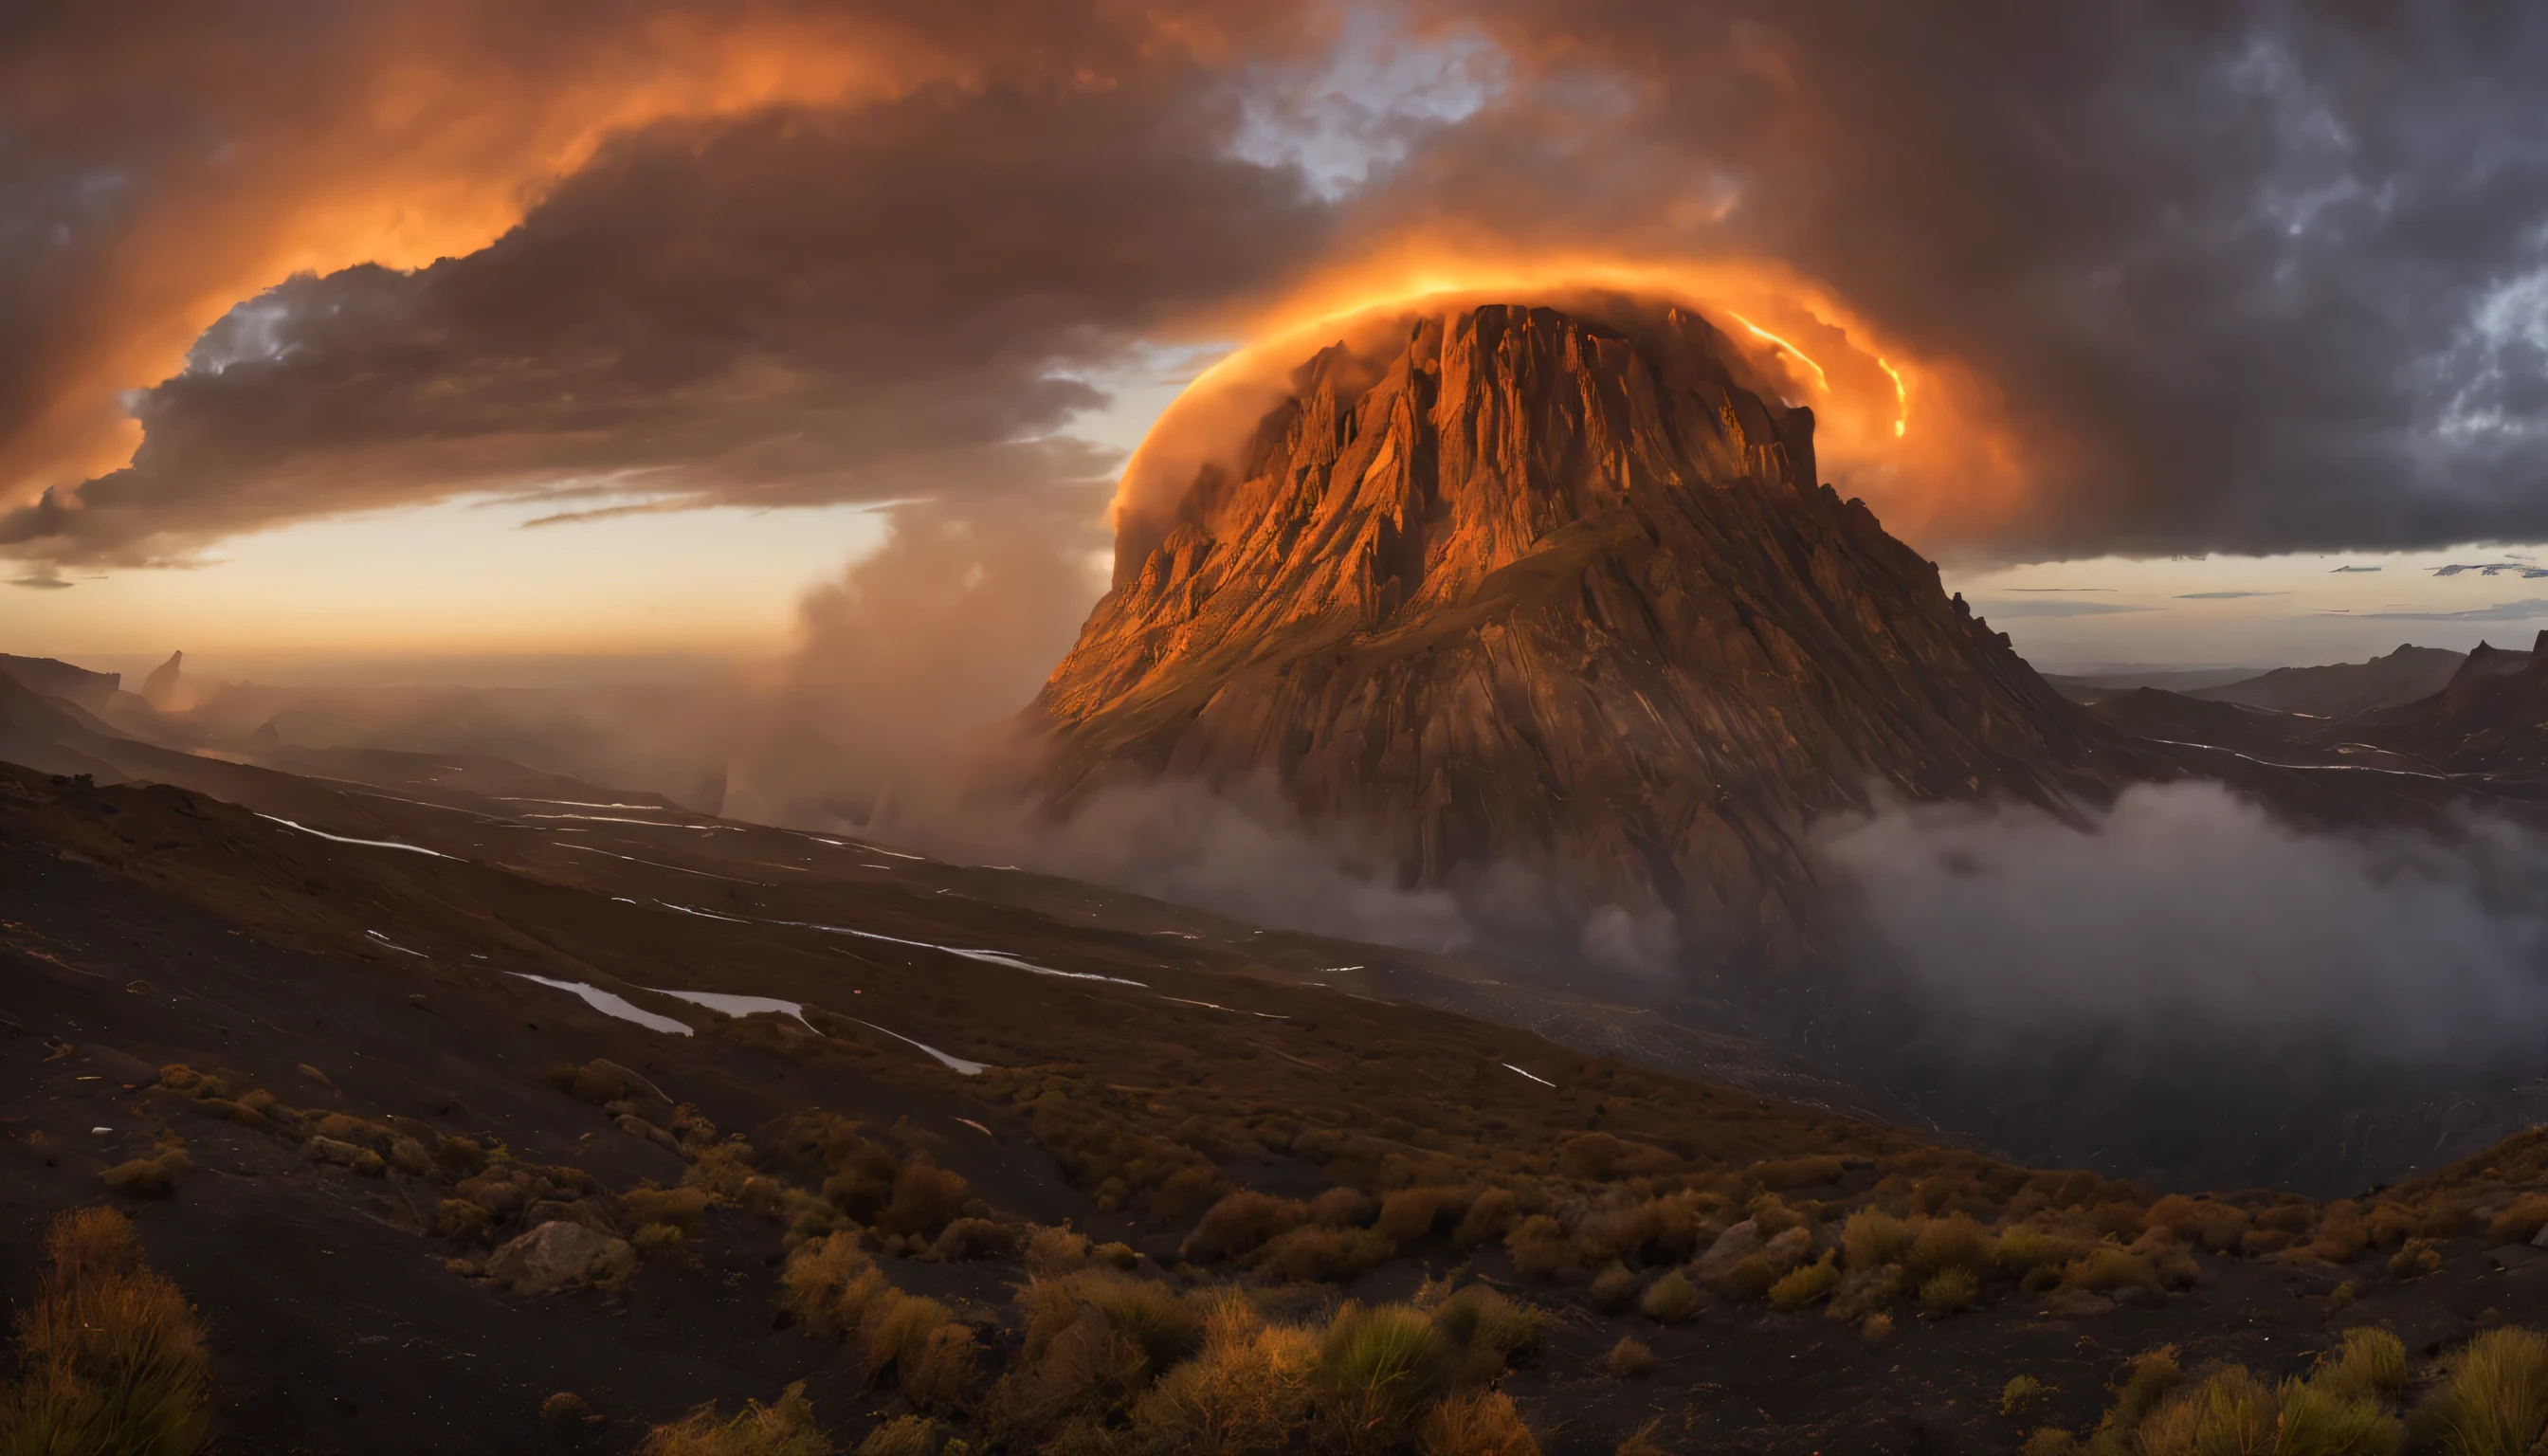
1574, 1192, 1711, 1267
2389, 1238, 2443, 1282
1826, 1264, 1904, 1323
1603, 1338, 1656, 1379
436, 1199, 494, 1244
1454, 1190, 1518, 1248
2062, 1248, 2158, 1296
781, 1232, 891, 1338
1637, 1270, 1700, 1324
682, 1144, 758, 1203
1, 1206, 211, 1456
926, 1217, 1021, 1264
2410, 1325, 2548, 1456
1908, 1214, 1994, 1281
1998, 1226, 2092, 1280
1314, 1303, 1451, 1454
1429, 1284, 1544, 1382
2488, 1195, 2548, 1247
2131, 1367, 2277, 1456
1917, 1267, 1977, 1318
624, 1186, 712, 1236
1861, 1313, 1895, 1345
2300, 1202, 2371, 1265
633, 1223, 690, 1262
635, 1381, 832, 1455
1024, 1226, 1092, 1277
1183, 1192, 1307, 1264
1415, 1391, 1540, 1456
100, 1145, 191, 1199
1503, 1215, 1574, 1280
1769, 1253, 1839, 1311
1615, 1417, 1670, 1454
2143, 1195, 2251, 1253
2129, 1362, 2400, 1456
2093, 1346, 2182, 1444
860, 1290, 975, 1410
435, 1136, 487, 1180
2001, 1375, 2049, 1418
2314, 1326, 2408, 1404
853, 1415, 943, 1456
1310, 1187, 1376, 1228
876, 1162, 971, 1241
1750, 1156, 1845, 1191
1261, 1226, 1392, 1283
1003, 1272, 1205, 1434
1748, 1196, 1807, 1239
1842, 1210, 1913, 1272
1128, 1295, 1315, 1456
1556, 1133, 1628, 1179
1589, 1264, 1638, 1314
1715, 1255, 1778, 1305
1375, 1187, 1471, 1247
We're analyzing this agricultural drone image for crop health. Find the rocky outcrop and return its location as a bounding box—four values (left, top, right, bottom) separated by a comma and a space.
1028, 301, 2133, 966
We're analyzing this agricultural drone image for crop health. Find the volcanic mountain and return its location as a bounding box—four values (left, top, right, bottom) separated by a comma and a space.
1028, 300, 2138, 966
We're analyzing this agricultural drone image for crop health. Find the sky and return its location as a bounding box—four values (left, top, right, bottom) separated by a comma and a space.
10, 2, 2548, 683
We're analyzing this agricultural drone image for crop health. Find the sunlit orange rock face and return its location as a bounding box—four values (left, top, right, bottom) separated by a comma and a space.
1030, 301, 2122, 964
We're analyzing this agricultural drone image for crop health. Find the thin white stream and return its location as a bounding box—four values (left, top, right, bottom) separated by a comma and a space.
259, 814, 455, 859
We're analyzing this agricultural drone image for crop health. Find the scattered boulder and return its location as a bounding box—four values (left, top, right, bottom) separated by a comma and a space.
1692, 1220, 1763, 1283
485, 1220, 634, 1297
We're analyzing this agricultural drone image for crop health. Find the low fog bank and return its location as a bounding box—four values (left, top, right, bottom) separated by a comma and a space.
1809, 781, 2548, 1192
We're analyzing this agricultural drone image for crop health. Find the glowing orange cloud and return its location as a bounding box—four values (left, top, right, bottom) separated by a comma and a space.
6, 9, 956, 519
1110, 245, 2032, 557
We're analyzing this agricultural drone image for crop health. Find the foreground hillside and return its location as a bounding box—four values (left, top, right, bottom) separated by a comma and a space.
12, 751, 2548, 1453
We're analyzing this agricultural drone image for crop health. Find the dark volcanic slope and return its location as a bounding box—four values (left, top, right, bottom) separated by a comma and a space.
1031, 302, 2136, 962
18, 735, 2548, 1452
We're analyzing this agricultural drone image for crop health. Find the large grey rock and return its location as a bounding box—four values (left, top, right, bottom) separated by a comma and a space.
485, 1220, 632, 1297
1691, 1219, 1762, 1283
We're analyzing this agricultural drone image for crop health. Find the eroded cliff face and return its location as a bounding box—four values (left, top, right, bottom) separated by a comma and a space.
1028, 302, 2128, 965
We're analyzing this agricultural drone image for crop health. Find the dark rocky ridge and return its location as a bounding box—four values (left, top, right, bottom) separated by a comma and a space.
1029, 301, 2139, 966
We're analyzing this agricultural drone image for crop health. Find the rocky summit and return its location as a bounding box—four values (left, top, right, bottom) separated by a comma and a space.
1028, 300, 2135, 967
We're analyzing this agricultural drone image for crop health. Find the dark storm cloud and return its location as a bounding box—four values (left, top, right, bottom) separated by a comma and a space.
1, 73, 1326, 563
1371, 1, 2548, 558
9, 2, 2548, 565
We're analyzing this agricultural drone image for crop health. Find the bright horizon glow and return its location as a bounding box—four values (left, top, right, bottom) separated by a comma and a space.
1, 490, 896, 667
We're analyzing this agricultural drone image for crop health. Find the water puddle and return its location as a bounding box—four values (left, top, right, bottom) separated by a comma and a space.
647, 987, 812, 1030
510, 973, 695, 1035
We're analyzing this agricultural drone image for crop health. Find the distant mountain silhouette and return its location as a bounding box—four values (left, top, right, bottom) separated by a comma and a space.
2189, 643, 2465, 718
